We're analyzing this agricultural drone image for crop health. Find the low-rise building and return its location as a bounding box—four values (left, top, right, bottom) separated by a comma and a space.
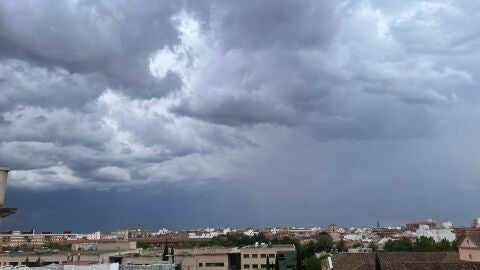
459, 231, 480, 262
0, 231, 78, 248
174, 244, 297, 270
174, 247, 236, 270
0, 249, 141, 266
71, 241, 137, 252
473, 218, 480, 228
240, 244, 296, 270
415, 224, 456, 242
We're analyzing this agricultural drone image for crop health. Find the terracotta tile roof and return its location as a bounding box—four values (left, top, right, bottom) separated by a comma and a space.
330, 252, 480, 270
465, 231, 480, 247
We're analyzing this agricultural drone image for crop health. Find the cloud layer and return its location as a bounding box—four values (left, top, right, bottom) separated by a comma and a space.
1, 0, 480, 226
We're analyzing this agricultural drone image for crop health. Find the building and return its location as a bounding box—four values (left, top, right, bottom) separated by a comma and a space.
71, 241, 137, 252
174, 245, 297, 270
473, 218, 480, 228
0, 231, 78, 248
240, 244, 296, 270
275, 250, 296, 270
459, 231, 480, 262
174, 247, 235, 270
415, 224, 456, 242
0, 167, 16, 219
0, 249, 141, 266
347, 247, 372, 253
323, 252, 480, 270
405, 219, 437, 231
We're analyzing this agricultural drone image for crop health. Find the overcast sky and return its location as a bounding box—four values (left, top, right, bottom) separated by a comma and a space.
1, 0, 480, 232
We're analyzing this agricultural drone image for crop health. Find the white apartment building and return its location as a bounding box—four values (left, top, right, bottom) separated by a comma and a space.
473, 218, 480, 228
415, 225, 456, 242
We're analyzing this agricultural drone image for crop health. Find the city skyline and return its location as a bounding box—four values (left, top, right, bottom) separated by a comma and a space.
1, 1, 480, 231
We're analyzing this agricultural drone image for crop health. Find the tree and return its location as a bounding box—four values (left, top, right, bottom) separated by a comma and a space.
36, 257, 43, 267
266, 256, 271, 270
336, 240, 347, 252
383, 237, 413, 252
368, 242, 378, 252
303, 256, 322, 270
351, 242, 362, 248
375, 254, 381, 270
435, 238, 451, 251
137, 242, 151, 249
163, 239, 169, 261
414, 236, 436, 252
315, 234, 333, 252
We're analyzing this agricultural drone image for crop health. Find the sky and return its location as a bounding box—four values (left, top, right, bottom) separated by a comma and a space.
1, 0, 480, 232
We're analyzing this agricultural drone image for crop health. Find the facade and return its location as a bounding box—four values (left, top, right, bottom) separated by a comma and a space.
459, 231, 480, 262
120, 258, 176, 270
174, 247, 233, 270
0, 231, 78, 248
405, 220, 437, 231
473, 218, 480, 228
275, 250, 296, 270
415, 224, 456, 242
240, 245, 296, 270
71, 241, 137, 252
174, 245, 297, 270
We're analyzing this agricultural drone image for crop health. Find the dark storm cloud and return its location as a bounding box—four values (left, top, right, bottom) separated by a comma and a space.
1, 0, 480, 229
0, 0, 183, 99
211, 0, 338, 51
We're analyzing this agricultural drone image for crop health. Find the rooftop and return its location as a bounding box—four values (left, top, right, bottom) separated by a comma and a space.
329, 252, 480, 270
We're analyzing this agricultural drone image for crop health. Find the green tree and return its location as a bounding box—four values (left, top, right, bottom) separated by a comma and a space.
336, 240, 347, 252
137, 242, 151, 249
383, 237, 413, 252
368, 242, 378, 252
414, 237, 436, 252
435, 238, 451, 251
163, 240, 169, 261
450, 237, 460, 251
303, 256, 323, 270
314, 234, 333, 252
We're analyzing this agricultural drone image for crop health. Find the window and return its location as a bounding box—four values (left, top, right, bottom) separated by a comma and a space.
205, 263, 224, 267
261, 264, 267, 269
252, 254, 258, 258
269, 254, 275, 258
244, 264, 250, 269
252, 264, 258, 269
244, 254, 250, 258
470, 254, 473, 259
198, 263, 203, 267
260, 254, 267, 258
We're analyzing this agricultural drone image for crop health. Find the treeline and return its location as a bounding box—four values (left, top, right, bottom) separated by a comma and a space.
204, 232, 274, 247
383, 236, 459, 252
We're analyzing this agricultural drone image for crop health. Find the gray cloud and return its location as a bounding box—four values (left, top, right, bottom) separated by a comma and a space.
0, 0, 183, 99
1, 0, 480, 228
